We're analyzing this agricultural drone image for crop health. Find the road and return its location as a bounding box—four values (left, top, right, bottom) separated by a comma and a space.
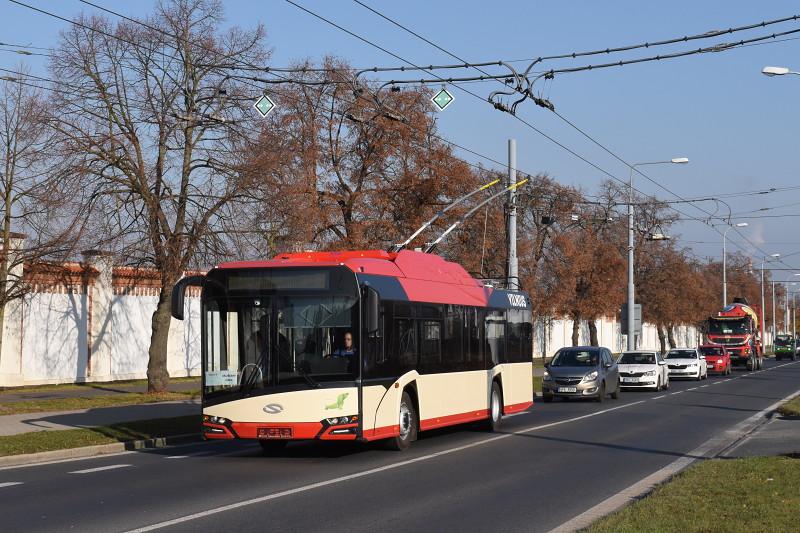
1, 360, 798, 533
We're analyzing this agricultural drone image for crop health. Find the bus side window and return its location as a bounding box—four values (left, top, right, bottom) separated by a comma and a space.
464, 307, 483, 370
485, 310, 506, 366
443, 304, 463, 371
395, 318, 417, 370
420, 320, 442, 366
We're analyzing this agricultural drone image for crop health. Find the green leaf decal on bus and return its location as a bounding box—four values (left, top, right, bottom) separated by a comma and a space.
325, 393, 348, 410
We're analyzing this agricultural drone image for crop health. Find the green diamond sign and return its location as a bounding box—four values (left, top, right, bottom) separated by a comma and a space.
432, 87, 454, 111
254, 94, 276, 117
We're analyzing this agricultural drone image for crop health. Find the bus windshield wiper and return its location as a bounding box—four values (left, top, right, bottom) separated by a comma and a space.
297, 361, 320, 389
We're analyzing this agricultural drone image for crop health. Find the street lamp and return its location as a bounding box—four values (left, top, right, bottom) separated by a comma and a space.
722, 223, 748, 306
626, 157, 689, 350
761, 253, 780, 347
762, 66, 800, 77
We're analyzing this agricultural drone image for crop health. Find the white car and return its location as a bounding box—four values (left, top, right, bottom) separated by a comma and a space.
617, 351, 670, 391
665, 348, 708, 380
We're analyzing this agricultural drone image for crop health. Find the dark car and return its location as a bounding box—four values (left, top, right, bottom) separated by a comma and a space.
542, 346, 620, 403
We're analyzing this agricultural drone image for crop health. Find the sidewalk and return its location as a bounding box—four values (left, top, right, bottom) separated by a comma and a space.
722, 411, 800, 458
0, 399, 200, 436
0, 379, 199, 403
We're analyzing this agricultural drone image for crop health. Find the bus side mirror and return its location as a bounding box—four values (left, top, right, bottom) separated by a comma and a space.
364, 285, 380, 334
171, 275, 205, 320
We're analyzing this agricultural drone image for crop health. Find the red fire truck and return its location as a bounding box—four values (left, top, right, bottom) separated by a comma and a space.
705, 299, 764, 370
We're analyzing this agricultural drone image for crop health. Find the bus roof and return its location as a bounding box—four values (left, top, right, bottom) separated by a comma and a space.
215, 249, 529, 309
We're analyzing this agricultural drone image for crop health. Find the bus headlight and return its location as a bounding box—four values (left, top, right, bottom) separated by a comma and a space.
325, 415, 358, 425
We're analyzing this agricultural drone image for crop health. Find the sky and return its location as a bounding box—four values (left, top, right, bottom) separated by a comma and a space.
1, 0, 799, 281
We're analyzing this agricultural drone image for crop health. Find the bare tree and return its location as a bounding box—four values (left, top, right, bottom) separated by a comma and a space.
0, 68, 85, 362
50, 0, 269, 392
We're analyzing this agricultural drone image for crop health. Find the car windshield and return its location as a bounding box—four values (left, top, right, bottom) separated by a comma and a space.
666, 350, 697, 359
619, 352, 656, 364
775, 336, 792, 346
699, 347, 723, 356
551, 349, 599, 367
708, 319, 749, 335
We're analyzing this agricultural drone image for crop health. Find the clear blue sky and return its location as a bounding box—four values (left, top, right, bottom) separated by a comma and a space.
2, 0, 799, 277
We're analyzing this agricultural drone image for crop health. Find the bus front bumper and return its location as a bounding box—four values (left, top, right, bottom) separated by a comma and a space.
202, 416, 359, 441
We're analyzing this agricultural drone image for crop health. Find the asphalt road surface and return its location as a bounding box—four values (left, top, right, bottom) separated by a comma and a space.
2, 360, 799, 533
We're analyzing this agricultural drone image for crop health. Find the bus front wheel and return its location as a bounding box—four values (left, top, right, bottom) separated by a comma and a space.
387, 391, 417, 451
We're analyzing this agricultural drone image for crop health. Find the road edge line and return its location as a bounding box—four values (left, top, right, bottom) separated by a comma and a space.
548, 384, 800, 533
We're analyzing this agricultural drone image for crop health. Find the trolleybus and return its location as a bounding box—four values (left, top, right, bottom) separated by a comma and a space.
171, 249, 534, 451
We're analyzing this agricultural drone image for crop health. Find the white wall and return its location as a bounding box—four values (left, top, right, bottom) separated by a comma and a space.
534, 316, 701, 358
21, 291, 87, 382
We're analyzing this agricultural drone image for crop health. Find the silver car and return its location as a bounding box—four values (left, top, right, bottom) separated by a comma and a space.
542, 346, 620, 403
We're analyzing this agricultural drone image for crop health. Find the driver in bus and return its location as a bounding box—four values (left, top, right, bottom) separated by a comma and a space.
331, 331, 357, 358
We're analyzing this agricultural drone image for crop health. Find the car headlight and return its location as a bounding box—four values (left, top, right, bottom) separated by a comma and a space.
543, 370, 552, 381
643, 370, 656, 376
582, 371, 599, 382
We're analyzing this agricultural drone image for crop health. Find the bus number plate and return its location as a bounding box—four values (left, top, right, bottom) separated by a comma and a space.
258, 427, 292, 439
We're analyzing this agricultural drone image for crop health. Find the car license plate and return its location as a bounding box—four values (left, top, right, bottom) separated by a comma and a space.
621, 377, 637, 383
557, 387, 577, 393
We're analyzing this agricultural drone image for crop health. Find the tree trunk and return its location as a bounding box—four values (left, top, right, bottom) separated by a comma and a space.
571, 314, 580, 346
147, 287, 173, 393
588, 320, 599, 346
667, 325, 677, 349
657, 325, 666, 354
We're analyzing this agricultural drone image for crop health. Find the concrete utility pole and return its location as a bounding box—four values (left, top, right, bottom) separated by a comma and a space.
506, 138, 519, 291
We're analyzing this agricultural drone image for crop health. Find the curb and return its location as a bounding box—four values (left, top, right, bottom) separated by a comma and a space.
0, 433, 202, 468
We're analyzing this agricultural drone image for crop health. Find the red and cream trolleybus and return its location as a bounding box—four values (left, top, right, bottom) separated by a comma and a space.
171, 249, 534, 451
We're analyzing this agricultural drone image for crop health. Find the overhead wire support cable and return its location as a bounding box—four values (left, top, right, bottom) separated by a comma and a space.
346, 1, 799, 268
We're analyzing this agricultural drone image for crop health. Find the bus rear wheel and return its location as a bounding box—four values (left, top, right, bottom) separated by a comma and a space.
484, 381, 503, 432
386, 391, 417, 451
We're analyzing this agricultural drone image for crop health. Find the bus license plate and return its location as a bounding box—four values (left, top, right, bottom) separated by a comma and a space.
258, 427, 292, 439
558, 387, 577, 393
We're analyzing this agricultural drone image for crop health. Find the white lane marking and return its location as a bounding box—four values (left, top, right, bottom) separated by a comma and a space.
124, 401, 646, 533
711, 381, 722, 385
165, 456, 188, 459
504, 411, 532, 418
69, 464, 132, 474
670, 391, 683, 395
550, 386, 800, 533
652, 395, 666, 399
0, 482, 23, 488
686, 387, 698, 391
0, 451, 134, 472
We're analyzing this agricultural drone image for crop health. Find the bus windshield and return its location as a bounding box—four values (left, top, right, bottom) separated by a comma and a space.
202, 268, 360, 398
708, 319, 749, 335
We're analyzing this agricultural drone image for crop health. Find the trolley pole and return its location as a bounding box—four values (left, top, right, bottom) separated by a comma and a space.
506, 139, 519, 291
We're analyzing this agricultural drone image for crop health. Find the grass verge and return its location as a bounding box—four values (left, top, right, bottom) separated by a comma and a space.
0, 377, 200, 395
585, 456, 800, 533
0, 415, 200, 456
0, 391, 198, 416
777, 396, 800, 417
533, 375, 542, 395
